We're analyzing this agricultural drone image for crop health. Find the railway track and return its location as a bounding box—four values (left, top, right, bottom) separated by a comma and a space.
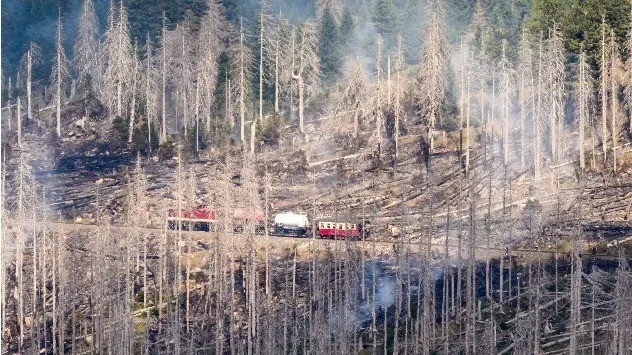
6, 220, 628, 260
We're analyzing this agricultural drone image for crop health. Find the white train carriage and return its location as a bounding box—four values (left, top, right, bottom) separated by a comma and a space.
271, 211, 310, 237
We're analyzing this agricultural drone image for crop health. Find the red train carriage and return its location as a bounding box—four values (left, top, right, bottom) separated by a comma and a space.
317, 221, 368, 239
167, 205, 265, 233
168, 205, 216, 231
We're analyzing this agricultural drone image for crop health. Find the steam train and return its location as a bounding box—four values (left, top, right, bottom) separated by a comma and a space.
168, 206, 369, 239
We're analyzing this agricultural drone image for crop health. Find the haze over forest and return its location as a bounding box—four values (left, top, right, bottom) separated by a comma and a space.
2, 0, 632, 353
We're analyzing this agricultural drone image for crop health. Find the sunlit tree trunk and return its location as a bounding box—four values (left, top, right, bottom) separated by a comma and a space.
240, 19, 246, 144
145, 34, 155, 152
395, 34, 404, 159
161, 14, 167, 143
17, 98, 22, 146
53, 13, 69, 137
610, 31, 621, 172
577, 50, 591, 171
600, 15, 608, 160
535, 33, 544, 179
128, 42, 139, 143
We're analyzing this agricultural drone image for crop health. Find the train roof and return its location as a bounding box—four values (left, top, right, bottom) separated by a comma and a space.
315, 216, 368, 223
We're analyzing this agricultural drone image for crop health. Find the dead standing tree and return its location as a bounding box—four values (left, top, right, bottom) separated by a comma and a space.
167, 17, 195, 136
254, 2, 274, 154
239, 153, 261, 354
229, 19, 254, 147
546, 25, 565, 164
51, 12, 70, 137
74, 0, 100, 90
517, 30, 533, 170
374, 35, 385, 154
394, 34, 405, 159
498, 40, 514, 167
575, 50, 592, 172
160, 14, 168, 143
334, 57, 368, 140
273, 14, 291, 114
144, 36, 159, 152
599, 16, 610, 162
417, 0, 448, 152
613, 251, 632, 352
608, 29, 624, 172
19, 43, 41, 125
128, 42, 140, 143
102, 0, 133, 120
198, 0, 224, 133
291, 22, 320, 139
625, 9, 632, 135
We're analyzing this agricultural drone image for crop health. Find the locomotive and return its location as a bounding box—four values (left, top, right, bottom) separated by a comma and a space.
167, 204, 217, 231
167, 205, 265, 233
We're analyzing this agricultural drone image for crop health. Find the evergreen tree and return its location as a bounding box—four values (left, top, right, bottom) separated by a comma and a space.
372, 0, 397, 36
339, 6, 355, 44
318, 6, 342, 80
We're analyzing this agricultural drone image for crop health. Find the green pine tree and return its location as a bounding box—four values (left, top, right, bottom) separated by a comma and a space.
319, 6, 342, 80
372, 0, 397, 35
340, 6, 355, 44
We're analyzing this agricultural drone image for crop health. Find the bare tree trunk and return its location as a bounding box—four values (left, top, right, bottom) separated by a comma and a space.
298, 76, 304, 134
465, 68, 471, 175
520, 66, 526, 169
275, 26, 280, 113
240, 19, 246, 145
250, 119, 257, 155
443, 205, 450, 354
535, 33, 543, 179
387, 56, 392, 106
601, 15, 608, 160
128, 43, 139, 143
17, 98, 22, 146
395, 35, 403, 159
578, 50, 589, 171
27, 49, 33, 122
376, 36, 383, 153
460, 38, 466, 153
52, 232, 58, 354
610, 36, 617, 172
143, 232, 149, 354
195, 74, 200, 152
56, 44, 62, 137
161, 15, 167, 143
259, 10, 264, 123
181, 33, 188, 136
31, 205, 39, 350
146, 38, 153, 152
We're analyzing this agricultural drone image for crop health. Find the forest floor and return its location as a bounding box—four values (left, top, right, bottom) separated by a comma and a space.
5, 101, 632, 260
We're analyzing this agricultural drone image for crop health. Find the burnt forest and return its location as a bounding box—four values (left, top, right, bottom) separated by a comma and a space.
2, 0, 632, 353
